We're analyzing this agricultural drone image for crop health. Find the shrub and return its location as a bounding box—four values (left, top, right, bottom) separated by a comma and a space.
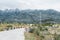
35, 30, 40, 36
29, 28, 35, 33
6, 25, 13, 30
7, 25, 13, 28
54, 35, 60, 40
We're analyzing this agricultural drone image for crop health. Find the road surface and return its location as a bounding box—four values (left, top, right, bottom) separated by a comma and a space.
0, 28, 25, 40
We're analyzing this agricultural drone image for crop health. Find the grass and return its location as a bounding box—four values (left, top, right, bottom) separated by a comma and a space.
25, 32, 40, 40
25, 32, 35, 40
0, 23, 29, 31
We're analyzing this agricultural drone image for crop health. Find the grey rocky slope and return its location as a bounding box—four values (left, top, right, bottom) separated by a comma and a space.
0, 9, 60, 24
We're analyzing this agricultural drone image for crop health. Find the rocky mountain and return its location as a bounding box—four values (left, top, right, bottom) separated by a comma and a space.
0, 9, 60, 24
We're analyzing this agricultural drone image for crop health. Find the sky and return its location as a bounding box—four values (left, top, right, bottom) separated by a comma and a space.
0, 0, 60, 11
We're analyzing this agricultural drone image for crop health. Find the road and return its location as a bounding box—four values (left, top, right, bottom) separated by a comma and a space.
0, 28, 25, 40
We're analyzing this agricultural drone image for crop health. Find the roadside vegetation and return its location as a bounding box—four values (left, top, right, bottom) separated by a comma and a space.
25, 23, 60, 40
0, 22, 60, 40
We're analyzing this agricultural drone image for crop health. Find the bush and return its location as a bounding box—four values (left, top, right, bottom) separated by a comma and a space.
35, 30, 40, 36
29, 28, 35, 33
0, 29, 4, 31
54, 35, 60, 40
6, 25, 13, 30
7, 25, 13, 28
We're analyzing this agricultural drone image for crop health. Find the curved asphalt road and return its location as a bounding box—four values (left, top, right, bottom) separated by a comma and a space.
0, 28, 25, 40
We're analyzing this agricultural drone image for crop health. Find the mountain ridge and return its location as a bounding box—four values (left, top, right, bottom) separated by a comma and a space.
0, 9, 60, 24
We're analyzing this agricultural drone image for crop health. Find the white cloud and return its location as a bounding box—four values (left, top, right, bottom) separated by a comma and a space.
0, 0, 60, 11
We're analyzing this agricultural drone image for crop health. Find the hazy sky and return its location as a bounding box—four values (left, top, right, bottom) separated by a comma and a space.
0, 0, 60, 11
